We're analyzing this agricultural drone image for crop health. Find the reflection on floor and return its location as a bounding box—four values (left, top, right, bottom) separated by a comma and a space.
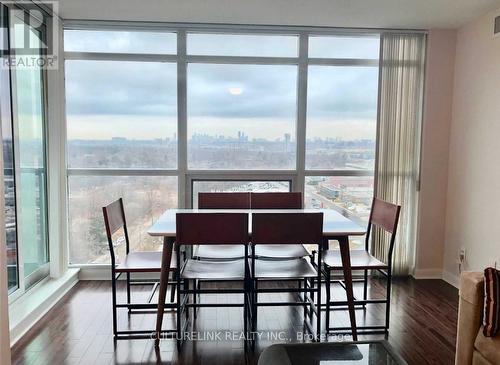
11, 277, 458, 365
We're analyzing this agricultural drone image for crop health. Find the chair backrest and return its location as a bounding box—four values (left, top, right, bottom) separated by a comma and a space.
198, 192, 251, 209
176, 213, 248, 246
102, 198, 130, 261
366, 198, 401, 261
250, 192, 302, 209
369, 198, 401, 234
251, 213, 323, 246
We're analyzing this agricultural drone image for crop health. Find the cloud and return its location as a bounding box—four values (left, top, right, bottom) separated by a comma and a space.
65, 60, 177, 116
64, 32, 379, 124
307, 66, 378, 119
64, 30, 176, 54
187, 63, 297, 118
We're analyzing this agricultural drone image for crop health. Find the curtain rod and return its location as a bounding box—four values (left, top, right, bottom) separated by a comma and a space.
62, 19, 429, 35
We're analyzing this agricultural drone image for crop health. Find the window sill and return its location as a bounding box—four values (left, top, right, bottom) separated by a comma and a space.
9, 268, 80, 346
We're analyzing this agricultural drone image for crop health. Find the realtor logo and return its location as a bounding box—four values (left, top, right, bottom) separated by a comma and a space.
0, 1, 59, 69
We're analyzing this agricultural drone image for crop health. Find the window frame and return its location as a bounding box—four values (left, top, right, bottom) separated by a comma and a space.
62, 21, 398, 267
1, 6, 20, 296
3, 4, 51, 300
190, 178, 293, 208
12, 29, 51, 293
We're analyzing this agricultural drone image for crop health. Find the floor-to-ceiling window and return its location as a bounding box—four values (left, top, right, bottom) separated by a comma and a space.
304, 36, 379, 250
64, 30, 178, 264
63, 25, 380, 264
1, 5, 19, 294
1, 4, 50, 295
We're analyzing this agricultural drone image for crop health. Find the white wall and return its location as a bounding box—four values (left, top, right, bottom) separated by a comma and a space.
443, 7, 500, 285
415, 29, 456, 279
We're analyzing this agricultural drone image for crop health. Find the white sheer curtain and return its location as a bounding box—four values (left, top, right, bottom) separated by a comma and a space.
373, 32, 427, 276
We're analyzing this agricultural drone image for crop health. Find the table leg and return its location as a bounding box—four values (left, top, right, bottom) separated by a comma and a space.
338, 235, 358, 341
155, 236, 174, 347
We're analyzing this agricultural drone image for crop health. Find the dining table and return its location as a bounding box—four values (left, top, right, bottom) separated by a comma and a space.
147, 208, 366, 344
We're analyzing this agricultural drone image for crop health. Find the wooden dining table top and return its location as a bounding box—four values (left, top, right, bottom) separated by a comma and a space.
147, 208, 366, 238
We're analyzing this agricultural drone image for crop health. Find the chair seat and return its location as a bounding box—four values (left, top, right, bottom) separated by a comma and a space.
182, 259, 246, 280
194, 244, 246, 260
255, 244, 309, 259
254, 258, 317, 279
115, 251, 176, 273
323, 250, 387, 269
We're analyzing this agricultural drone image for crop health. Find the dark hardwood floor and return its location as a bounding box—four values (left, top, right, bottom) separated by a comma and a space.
11, 277, 459, 365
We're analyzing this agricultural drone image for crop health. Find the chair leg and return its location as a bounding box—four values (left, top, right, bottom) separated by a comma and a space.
243, 280, 248, 347
363, 269, 368, 302
176, 276, 182, 350
303, 278, 307, 320
316, 269, 322, 342
251, 279, 257, 351
111, 271, 118, 337
170, 272, 176, 303
253, 280, 258, 333
193, 279, 197, 320
310, 277, 315, 309
126, 272, 131, 313
385, 271, 392, 331
184, 279, 190, 321
325, 267, 331, 334
308, 278, 314, 320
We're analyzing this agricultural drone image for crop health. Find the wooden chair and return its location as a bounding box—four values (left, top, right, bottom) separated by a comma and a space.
194, 192, 250, 260
103, 198, 177, 339
250, 212, 323, 344
250, 192, 302, 210
175, 212, 250, 349
251, 192, 310, 259
322, 198, 401, 335
198, 192, 250, 209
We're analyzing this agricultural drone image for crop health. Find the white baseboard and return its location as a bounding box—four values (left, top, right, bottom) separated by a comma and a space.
77, 265, 113, 280
79, 264, 461, 289
412, 268, 460, 288
442, 270, 460, 289
9, 268, 80, 346
412, 268, 462, 290
412, 268, 443, 279
78, 267, 369, 281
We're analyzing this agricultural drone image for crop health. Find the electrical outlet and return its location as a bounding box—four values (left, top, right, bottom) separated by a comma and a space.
459, 248, 466, 263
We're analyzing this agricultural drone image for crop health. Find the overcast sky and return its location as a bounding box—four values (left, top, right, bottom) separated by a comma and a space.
64, 30, 379, 141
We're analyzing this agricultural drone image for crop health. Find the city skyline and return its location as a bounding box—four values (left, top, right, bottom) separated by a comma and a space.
66, 117, 376, 141
66, 132, 376, 143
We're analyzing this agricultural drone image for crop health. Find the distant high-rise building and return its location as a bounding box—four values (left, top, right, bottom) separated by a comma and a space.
237, 131, 248, 143
284, 133, 291, 152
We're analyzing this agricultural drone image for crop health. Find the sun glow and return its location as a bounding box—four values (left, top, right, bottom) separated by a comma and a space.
228, 87, 243, 95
